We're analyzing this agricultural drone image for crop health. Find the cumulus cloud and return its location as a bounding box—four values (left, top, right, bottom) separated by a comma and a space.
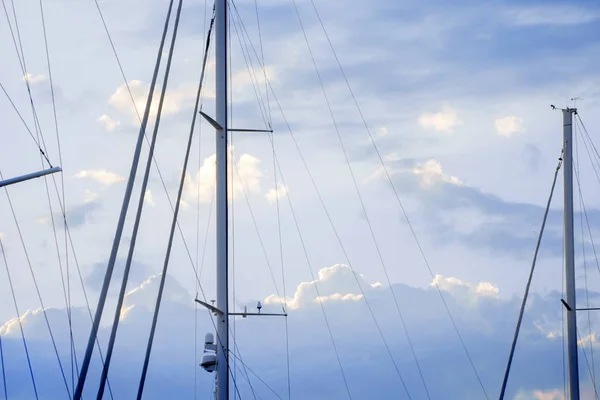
109, 80, 207, 123
412, 159, 463, 187
74, 169, 125, 185
75, 169, 125, 185
418, 106, 461, 133
264, 264, 378, 310
21, 73, 46, 85
266, 183, 288, 203
431, 274, 499, 298
495, 115, 525, 137
184, 149, 263, 204
97, 114, 120, 131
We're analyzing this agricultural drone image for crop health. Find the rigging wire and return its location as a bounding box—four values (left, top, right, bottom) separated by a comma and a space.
0, 171, 70, 397
74, 0, 178, 397
228, 4, 240, 397
228, 9, 351, 399
574, 121, 597, 388
2, 0, 53, 165
135, 4, 211, 398
4, 0, 78, 388
229, 331, 259, 400
562, 216, 567, 398
36, 0, 76, 388
0, 334, 6, 399
0, 82, 50, 165
195, 2, 210, 398
94, 0, 187, 397
287, 0, 431, 395
0, 237, 38, 399
227, 8, 291, 397
498, 147, 564, 400
229, 351, 284, 400
574, 117, 600, 281
303, 1, 489, 396
577, 326, 600, 399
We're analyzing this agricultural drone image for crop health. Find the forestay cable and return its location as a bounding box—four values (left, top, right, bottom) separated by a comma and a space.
498, 147, 564, 399
0, 237, 37, 399
73, 0, 177, 397
95, 1, 185, 398
136, 6, 214, 398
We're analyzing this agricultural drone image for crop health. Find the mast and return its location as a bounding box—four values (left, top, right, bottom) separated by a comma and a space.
563, 107, 579, 400
214, 0, 230, 397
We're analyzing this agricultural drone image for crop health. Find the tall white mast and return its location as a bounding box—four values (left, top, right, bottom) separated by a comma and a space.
563, 107, 579, 400
214, 0, 230, 397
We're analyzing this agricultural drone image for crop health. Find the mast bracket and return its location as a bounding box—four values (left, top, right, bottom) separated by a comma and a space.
561, 299, 573, 311
199, 111, 223, 131
195, 299, 224, 315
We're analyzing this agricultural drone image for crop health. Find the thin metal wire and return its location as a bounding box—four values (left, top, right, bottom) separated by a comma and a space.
0, 171, 70, 397
305, 1, 489, 396
0, 334, 7, 398
574, 121, 597, 388
0, 237, 38, 399
498, 148, 563, 399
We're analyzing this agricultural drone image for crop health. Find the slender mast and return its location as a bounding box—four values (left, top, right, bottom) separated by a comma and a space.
215, 0, 230, 398
563, 107, 579, 400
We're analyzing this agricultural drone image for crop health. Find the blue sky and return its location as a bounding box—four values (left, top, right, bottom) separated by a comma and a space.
1, 0, 600, 399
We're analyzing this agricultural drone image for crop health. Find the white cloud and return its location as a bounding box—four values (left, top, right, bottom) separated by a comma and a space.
145, 189, 155, 207
184, 149, 263, 204
264, 264, 379, 310
266, 183, 288, 203
21, 73, 46, 85
495, 116, 525, 137
577, 333, 598, 348
513, 389, 564, 400
418, 106, 461, 133
74, 169, 125, 185
412, 159, 462, 187
97, 114, 120, 131
108, 80, 208, 123
430, 274, 499, 298
507, 6, 599, 26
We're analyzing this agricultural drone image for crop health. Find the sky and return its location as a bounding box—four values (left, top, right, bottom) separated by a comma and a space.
1, 0, 600, 399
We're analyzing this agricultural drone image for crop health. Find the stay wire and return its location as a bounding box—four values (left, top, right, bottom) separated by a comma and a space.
2, 0, 53, 166
74, 0, 177, 397
228, 10, 352, 398
0, 172, 70, 397
195, 2, 210, 399
90, 0, 214, 319
0, 237, 37, 399
228, 327, 258, 400
577, 327, 600, 399
0, 334, 6, 399
498, 147, 563, 399
0, 82, 50, 165
290, 1, 430, 396
574, 122, 597, 387
37, 0, 75, 389
229, 351, 284, 400
305, 1, 489, 396
136, 4, 211, 397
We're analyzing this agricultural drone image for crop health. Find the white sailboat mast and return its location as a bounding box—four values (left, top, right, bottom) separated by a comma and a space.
563, 107, 579, 399
214, 0, 230, 398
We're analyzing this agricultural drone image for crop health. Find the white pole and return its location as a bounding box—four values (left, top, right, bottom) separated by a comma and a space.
215, 0, 229, 398
563, 107, 580, 400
